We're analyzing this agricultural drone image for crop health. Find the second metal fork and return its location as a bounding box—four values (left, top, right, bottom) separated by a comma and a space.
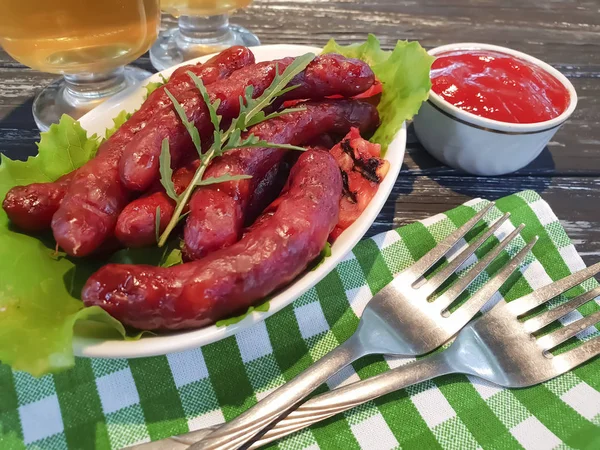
195, 203, 538, 450
244, 262, 600, 447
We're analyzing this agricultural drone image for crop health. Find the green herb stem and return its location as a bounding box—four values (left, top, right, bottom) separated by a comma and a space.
157, 147, 216, 247
156, 53, 316, 246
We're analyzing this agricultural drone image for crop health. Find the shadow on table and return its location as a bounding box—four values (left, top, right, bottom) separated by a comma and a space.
378, 127, 556, 231
426, 148, 554, 201
406, 121, 555, 200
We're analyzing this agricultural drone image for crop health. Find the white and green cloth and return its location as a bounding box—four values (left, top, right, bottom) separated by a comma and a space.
1, 190, 599, 450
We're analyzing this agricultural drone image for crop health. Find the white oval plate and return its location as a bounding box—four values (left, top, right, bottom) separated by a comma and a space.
73, 45, 406, 359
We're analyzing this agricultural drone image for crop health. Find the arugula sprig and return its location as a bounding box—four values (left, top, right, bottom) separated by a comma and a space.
156, 53, 315, 247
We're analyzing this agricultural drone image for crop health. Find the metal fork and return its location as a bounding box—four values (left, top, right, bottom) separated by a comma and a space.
194, 203, 537, 450
235, 261, 600, 447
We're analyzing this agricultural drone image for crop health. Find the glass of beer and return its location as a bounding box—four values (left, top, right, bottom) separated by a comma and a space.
0, 0, 161, 131
150, 0, 260, 71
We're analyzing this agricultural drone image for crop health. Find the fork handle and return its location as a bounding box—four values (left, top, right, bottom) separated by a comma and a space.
190, 334, 368, 450
247, 351, 456, 448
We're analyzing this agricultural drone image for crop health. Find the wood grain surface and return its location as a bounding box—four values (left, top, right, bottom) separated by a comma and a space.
1, 0, 599, 263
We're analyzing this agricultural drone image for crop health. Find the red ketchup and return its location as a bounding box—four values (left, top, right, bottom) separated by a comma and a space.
431, 50, 570, 124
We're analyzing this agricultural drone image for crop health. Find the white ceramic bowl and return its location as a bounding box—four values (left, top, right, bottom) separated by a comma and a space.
413, 43, 577, 176
71, 45, 407, 359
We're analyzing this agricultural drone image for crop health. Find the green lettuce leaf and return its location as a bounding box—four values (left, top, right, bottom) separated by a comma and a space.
105, 110, 132, 139
1, 115, 100, 185
0, 116, 130, 376
144, 74, 168, 98
215, 302, 270, 327
109, 241, 183, 267
322, 34, 434, 155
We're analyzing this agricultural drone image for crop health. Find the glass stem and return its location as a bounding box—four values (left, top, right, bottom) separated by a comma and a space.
63, 67, 127, 106
176, 14, 234, 46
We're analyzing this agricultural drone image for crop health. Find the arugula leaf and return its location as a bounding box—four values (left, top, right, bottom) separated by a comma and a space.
188, 72, 222, 156
215, 301, 270, 327
196, 174, 252, 187
159, 139, 178, 201
155, 206, 162, 244
230, 54, 315, 132
0, 117, 125, 376
322, 34, 434, 155
222, 133, 306, 153
158, 56, 315, 246
245, 106, 306, 129
165, 89, 202, 154
104, 110, 132, 140
177, 210, 190, 224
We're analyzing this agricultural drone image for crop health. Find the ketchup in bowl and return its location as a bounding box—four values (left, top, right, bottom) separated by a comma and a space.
430, 50, 570, 124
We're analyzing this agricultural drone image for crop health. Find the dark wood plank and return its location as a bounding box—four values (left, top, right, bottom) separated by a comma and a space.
237, 0, 600, 70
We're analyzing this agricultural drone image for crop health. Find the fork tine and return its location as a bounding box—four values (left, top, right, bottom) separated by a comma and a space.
419, 212, 511, 295
554, 334, 600, 372
536, 310, 600, 351
524, 287, 600, 333
449, 235, 538, 322
508, 262, 600, 316
434, 225, 528, 311
408, 203, 495, 281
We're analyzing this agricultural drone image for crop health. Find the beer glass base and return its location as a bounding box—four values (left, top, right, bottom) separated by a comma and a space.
150, 20, 260, 71
32, 66, 153, 132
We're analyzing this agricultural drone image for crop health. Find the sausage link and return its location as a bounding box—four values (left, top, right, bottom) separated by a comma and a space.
82, 149, 342, 330
2, 172, 73, 232
51, 49, 253, 257
2, 46, 254, 233
114, 155, 293, 249
119, 54, 375, 192
183, 99, 379, 260
114, 99, 377, 251
114, 161, 198, 248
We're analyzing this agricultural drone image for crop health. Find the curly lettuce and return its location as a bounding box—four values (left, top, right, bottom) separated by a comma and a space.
0, 78, 171, 376
0, 116, 127, 376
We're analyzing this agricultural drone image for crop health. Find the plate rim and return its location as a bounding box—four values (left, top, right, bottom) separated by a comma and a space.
72, 44, 407, 359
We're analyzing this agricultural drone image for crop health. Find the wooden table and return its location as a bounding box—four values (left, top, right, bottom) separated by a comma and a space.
1, 0, 599, 264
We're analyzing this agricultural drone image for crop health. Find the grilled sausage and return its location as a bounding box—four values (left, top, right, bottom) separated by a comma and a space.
50, 48, 253, 257
2, 172, 73, 232
114, 100, 377, 251
2, 46, 254, 234
82, 149, 342, 330
118, 54, 375, 192
183, 99, 379, 260
114, 160, 198, 248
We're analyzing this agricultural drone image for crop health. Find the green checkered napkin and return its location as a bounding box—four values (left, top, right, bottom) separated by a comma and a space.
1, 190, 600, 450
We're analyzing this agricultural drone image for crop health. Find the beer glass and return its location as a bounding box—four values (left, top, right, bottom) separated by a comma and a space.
0, 0, 161, 131
150, 0, 260, 71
